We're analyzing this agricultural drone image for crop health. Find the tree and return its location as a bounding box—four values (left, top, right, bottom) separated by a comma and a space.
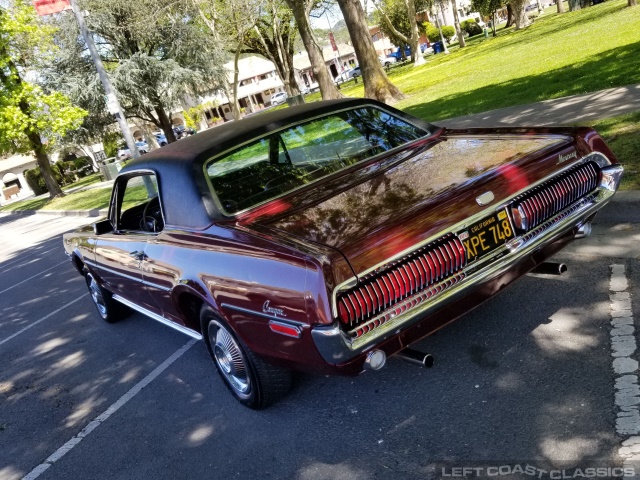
336, 0, 405, 102
557, 0, 565, 13
196, 0, 265, 120
471, 0, 506, 34
450, 0, 466, 48
242, 0, 301, 97
286, 0, 342, 100
630, 0, 637, 7
373, 0, 427, 65
509, 0, 530, 29
48, 0, 226, 142
0, 1, 86, 198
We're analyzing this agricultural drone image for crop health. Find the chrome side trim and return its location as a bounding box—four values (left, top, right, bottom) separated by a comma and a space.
221, 303, 307, 326
314, 167, 622, 364
330, 152, 612, 316
112, 295, 202, 340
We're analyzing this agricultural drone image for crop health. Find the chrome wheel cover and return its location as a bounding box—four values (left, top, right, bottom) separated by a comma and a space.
209, 321, 251, 396
88, 275, 107, 319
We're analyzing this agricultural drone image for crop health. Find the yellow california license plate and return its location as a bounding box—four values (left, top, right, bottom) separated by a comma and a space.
459, 210, 515, 262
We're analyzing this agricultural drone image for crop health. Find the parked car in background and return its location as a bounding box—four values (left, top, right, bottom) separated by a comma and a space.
173, 125, 196, 139
64, 98, 623, 409
117, 141, 149, 159
270, 91, 288, 106
155, 133, 168, 146
334, 67, 359, 83
379, 55, 397, 67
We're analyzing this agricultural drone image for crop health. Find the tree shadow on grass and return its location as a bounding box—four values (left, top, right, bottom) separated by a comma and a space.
405, 40, 640, 122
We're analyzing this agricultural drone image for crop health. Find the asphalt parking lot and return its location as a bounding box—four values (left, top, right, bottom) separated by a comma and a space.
1, 204, 640, 480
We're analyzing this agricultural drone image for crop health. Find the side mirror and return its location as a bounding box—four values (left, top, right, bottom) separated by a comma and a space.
93, 219, 113, 235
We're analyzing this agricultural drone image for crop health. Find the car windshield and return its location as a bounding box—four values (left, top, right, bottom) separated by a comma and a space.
205, 106, 428, 215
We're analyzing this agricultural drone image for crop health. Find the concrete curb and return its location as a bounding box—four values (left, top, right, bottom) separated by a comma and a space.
4, 208, 108, 218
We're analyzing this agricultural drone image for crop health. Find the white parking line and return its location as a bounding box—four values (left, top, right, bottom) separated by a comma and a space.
22, 338, 198, 480
0, 294, 89, 347
0, 246, 59, 269
0, 260, 68, 296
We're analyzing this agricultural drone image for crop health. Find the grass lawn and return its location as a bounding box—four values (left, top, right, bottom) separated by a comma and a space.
0, 173, 111, 212
334, 0, 640, 122
591, 111, 640, 190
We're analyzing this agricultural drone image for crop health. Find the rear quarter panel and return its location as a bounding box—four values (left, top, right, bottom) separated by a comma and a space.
143, 225, 332, 368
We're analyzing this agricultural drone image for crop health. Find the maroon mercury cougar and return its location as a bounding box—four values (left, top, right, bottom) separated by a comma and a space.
63, 98, 623, 409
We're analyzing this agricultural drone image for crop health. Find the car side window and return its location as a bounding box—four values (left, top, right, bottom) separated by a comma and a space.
115, 173, 164, 233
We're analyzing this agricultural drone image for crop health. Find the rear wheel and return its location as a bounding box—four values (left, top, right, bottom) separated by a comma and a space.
201, 306, 292, 409
85, 273, 129, 323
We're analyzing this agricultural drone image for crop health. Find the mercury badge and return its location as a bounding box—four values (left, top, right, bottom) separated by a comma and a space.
558, 150, 578, 164
476, 191, 495, 206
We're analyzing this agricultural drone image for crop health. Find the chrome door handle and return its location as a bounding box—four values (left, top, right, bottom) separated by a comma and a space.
129, 251, 147, 261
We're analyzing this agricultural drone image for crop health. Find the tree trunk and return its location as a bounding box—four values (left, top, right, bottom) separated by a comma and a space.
6, 59, 64, 198
451, 0, 466, 48
492, 10, 497, 36
511, 0, 530, 29
251, 21, 300, 97
557, 0, 565, 13
403, 0, 426, 65
27, 131, 64, 198
374, 2, 412, 58
505, 4, 515, 27
434, 6, 450, 54
135, 119, 158, 148
274, 21, 300, 96
286, 0, 342, 100
630, 0, 637, 6
232, 46, 242, 120
337, 0, 405, 103
568, 0, 581, 10
153, 105, 177, 142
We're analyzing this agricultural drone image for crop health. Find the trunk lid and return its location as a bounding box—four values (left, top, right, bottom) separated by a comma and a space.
253, 130, 577, 278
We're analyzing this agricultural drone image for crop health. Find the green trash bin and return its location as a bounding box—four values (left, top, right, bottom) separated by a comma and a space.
286, 94, 305, 106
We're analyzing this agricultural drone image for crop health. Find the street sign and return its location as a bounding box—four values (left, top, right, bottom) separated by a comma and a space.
33, 0, 71, 16
329, 32, 338, 52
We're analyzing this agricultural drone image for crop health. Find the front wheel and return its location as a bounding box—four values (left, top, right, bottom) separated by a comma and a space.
201, 306, 292, 409
85, 273, 129, 323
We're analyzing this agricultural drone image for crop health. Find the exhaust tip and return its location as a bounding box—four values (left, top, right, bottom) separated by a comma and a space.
364, 349, 387, 371
423, 354, 435, 368
530, 262, 567, 276
576, 222, 592, 239
396, 348, 435, 368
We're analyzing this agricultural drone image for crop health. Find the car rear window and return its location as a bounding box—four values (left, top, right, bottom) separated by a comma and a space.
205, 106, 428, 215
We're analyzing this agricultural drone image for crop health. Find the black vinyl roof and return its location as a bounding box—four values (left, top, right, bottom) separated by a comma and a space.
119, 98, 435, 229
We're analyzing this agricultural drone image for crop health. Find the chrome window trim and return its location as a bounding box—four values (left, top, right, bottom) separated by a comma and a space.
112, 295, 202, 340
111, 169, 166, 235
330, 152, 612, 316
201, 105, 434, 218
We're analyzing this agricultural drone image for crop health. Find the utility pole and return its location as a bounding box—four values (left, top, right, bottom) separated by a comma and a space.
69, 0, 140, 159
325, 10, 344, 76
